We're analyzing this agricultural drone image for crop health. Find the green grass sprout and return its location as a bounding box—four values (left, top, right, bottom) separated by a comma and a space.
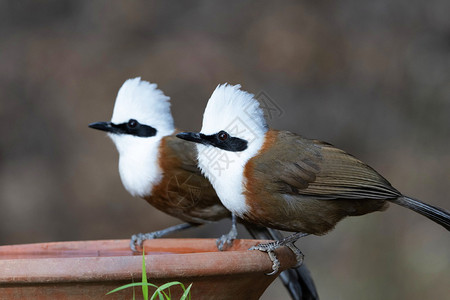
106, 249, 192, 300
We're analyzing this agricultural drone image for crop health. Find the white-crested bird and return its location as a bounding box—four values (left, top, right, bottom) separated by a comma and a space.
89, 78, 319, 300
177, 84, 450, 273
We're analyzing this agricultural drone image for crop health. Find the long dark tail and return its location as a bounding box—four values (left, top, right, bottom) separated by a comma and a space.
244, 223, 319, 300
390, 196, 450, 231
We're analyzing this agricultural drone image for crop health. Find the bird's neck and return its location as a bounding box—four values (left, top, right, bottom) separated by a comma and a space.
115, 133, 171, 197
197, 130, 269, 217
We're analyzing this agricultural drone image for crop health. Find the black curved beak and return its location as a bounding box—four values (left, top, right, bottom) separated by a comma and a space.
88, 121, 116, 133
176, 132, 207, 145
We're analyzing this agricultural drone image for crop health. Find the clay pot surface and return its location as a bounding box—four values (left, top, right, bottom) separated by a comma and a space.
0, 239, 297, 299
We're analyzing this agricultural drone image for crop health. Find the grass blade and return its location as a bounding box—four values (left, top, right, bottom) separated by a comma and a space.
180, 283, 193, 300
106, 282, 159, 295
142, 249, 148, 300
150, 282, 183, 300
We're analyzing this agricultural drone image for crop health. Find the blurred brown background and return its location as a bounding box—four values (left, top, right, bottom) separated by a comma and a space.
1, 1, 449, 299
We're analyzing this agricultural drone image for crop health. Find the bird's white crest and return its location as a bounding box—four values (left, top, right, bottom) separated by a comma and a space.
200, 84, 268, 137
111, 77, 174, 135
108, 78, 175, 197
197, 84, 268, 216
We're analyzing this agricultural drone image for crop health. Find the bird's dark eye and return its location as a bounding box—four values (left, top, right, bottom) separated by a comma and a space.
128, 119, 138, 128
218, 131, 229, 141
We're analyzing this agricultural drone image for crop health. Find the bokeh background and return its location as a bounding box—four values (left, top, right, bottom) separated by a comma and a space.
1, 1, 449, 299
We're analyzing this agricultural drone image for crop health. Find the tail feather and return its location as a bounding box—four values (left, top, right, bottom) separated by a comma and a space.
390, 196, 450, 231
244, 223, 319, 300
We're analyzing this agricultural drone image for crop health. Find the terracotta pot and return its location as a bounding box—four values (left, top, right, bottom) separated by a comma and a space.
0, 239, 297, 299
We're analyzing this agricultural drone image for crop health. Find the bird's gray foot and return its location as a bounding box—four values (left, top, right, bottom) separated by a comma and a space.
249, 241, 282, 275
216, 214, 238, 251
216, 228, 238, 251
249, 232, 308, 275
130, 232, 158, 252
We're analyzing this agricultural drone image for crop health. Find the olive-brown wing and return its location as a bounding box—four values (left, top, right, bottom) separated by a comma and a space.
252, 131, 401, 200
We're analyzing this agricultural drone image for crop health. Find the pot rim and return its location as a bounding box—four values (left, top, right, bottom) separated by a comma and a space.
0, 239, 297, 284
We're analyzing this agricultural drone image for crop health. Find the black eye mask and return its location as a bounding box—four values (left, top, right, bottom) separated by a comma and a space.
88, 119, 157, 138
176, 130, 248, 152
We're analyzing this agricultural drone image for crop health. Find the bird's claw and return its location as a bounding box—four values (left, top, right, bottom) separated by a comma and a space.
249, 241, 304, 275
130, 232, 158, 252
216, 218, 238, 251
216, 230, 237, 251
285, 242, 304, 268
266, 250, 281, 275
130, 234, 142, 252
249, 241, 282, 275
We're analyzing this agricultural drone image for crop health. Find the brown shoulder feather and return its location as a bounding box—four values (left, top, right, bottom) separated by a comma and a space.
145, 134, 230, 224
